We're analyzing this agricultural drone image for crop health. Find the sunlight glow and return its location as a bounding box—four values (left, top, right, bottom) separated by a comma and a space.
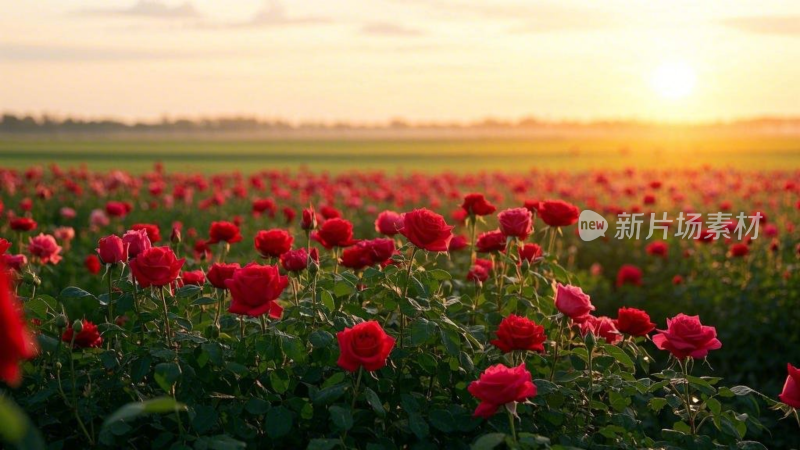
651, 62, 697, 100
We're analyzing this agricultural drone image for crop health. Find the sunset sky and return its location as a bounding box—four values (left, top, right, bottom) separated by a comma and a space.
1, 0, 798, 123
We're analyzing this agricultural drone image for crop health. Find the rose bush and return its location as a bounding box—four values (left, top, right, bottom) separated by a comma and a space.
0, 166, 797, 449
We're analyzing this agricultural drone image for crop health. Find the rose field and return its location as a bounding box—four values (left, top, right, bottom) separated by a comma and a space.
0, 163, 799, 450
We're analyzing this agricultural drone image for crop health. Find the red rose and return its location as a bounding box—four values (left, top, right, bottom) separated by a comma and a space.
399, 208, 454, 252
448, 235, 469, 252
374, 211, 404, 236
2, 254, 27, 272
538, 200, 579, 227
729, 243, 749, 258
207, 262, 240, 289
280, 248, 310, 272
518, 243, 543, 264
130, 246, 185, 288
312, 218, 357, 249
0, 264, 37, 386
475, 258, 493, 272
476, 230, 507, 253
616, 265, 643, 287
555, 283, 595, 323
461, 193, 496, 216
105, 201, 128, 218
131, 223, 161, 243
579, 316, 622, 344
10, 217, 37, 232
62, 320, 103, 348
491, 315, 546, 353
97, 235, 128, 264
498, 207, 533, 240
672, 275, 684, 285
252, 198, 276, 216
282, 207, 296, 224
646, 241, 668, 258
340, 243, 372, 270
652, 314, 722, 360
336, 321, 396, 372
208, 221, 242, 244
28, 234, 62, 265
84, 255, 101, 275
181, 270, 205, 286
320, 205, 341, 220
779, 363, 800, 408
0, 238, 10, 256
468, 364, 537, 418
467, 265, 489, 283
123, 229, 152, 259
366, 238, 395, 264
254, 229, 294, 258
301, 207, 317, 230
615, 307, 655, 336
225, 263, 288, 318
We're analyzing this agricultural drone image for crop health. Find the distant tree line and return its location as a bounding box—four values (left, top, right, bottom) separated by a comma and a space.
1, 112, 798, 134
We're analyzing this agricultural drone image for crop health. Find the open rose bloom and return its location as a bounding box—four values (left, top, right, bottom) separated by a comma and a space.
468, 364, 537, 418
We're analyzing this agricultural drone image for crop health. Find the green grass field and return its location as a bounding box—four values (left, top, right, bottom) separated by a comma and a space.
1, 135, 799, 173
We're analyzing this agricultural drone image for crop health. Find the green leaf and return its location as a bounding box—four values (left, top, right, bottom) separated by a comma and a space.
194, 435, 247, 450
429, 409, 455, 433
59, 286, 99, 320
309, 330, 334, 348
191, 405, 218, 434
265, 406, 293, 438
363, 388, 386, 418
154, 362, 181, 393
730, 385, 754, 396
408, 413, 429, 439
673, 421, 692, 434
174, 285, 201, 298
410, 318, 437, 346
0, 395, 45, 450
320, 291, 336, 312
102, 397, 187, 429
427, 269, 452, 281
648, 397, 668, 413
24, 295, 57, 320
307, 439, 340, 450
706, 397, 722, 416
603, 344, 635, 370
270, 370, 290, 394
472, 433, 507, 450
329, 406, 353, 431
35, 334, 60, 354
333, 282, 354, 298
192, 296, 218, 306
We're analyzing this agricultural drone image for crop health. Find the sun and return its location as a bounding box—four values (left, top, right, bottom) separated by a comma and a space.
650, 61, 696, 100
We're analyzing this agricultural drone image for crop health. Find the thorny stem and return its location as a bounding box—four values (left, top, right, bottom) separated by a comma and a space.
214, 288, 224, 330
106, 265, 114, 324
507, 407, 517, 444
63, 333, 95, 446
160, 286, 173, 348
549, 316, 566, 382
681, 359, 697, 435
399, 247, 418, 348
469, 215, 478, 263
133, 282, 145, 345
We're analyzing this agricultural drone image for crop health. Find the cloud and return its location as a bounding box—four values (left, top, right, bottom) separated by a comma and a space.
360, 22, 425, 37
226, 1, 330, 28
75, 0, 201, 19
721, 16, 800, 36
0, 43, 210, 62
394, 0, 622, 32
